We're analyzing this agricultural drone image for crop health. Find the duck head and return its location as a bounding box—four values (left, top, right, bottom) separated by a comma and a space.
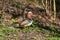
26, 11, 33, 20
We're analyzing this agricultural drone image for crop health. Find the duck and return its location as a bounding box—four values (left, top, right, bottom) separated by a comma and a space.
13, 11, 33, 28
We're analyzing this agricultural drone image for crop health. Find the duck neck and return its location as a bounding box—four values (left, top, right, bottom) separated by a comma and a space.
29, 18, 32, 21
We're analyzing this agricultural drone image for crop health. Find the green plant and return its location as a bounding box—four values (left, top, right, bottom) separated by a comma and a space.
47, 37, 60, 40
0, 33, 5, 38
31, 37, 37, 40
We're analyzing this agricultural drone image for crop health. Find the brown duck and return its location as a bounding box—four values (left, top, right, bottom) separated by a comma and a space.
13, 11, 33, 28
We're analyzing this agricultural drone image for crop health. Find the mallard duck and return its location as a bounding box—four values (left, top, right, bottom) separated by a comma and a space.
13, 11, 33, 28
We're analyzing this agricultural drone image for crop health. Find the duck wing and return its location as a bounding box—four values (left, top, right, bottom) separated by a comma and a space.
21, 20, 29, 26
21, 20, 33, 27
24, 20, 33, 26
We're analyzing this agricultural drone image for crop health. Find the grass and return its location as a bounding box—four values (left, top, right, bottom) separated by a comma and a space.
0, 18, 60, 40
0, 24, 19, 40
31, 37, 37, 40
46, 37, 60, 40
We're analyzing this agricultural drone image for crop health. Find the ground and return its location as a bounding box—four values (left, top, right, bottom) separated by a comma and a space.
0, 19, 60, 40
0, 0, 60, 40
